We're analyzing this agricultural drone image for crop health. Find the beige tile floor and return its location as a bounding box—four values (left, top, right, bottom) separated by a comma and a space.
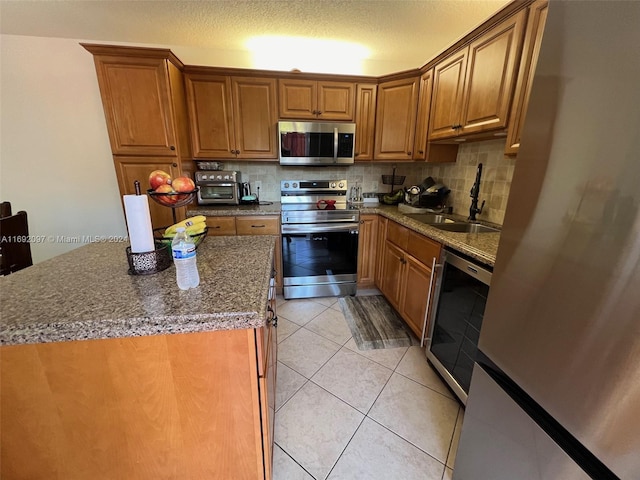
273, 295, 464, 480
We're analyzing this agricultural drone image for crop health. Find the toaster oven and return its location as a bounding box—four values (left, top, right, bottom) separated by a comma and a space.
195, 170, 241, 205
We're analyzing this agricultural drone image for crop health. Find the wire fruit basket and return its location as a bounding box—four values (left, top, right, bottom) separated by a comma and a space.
147, 189, 198, 208
147, 188, 199, 223
381, 166, 405, 193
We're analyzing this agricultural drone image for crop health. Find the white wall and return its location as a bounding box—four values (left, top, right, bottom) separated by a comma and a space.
0, 34, 127, 264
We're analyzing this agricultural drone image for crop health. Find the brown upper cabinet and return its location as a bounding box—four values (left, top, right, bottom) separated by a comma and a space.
84, 46, 190, 157
505, 0, 548, 155
429, 10, 527, 141
413, 70, 435, 160
278, 79, 355, 121
412, 72, 459, 163
185, 75, 278, 159
354, 83, 377, 161
373, 76, 419, 161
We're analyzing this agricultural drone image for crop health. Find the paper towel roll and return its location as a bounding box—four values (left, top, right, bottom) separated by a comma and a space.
123, 194, 155, 253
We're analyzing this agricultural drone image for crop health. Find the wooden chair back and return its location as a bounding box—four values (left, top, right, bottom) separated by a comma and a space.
1, 201, 12, 218
0, 210, 34, 275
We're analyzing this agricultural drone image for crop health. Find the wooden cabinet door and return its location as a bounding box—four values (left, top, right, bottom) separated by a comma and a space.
399, 255, 432, 340
354, 84, 377, 161
93, 56, 178, 156
375, 216, 388, 289
413, 70, 434, 160
380, 240, 405, 310
317, 81, 355, 120
232, 77, 279, 159
413, 70, 459, 163
279, 79, 355, 120
278, 79, 317, 119
357, 214, 378, 288
428, 50, 468, 140
460, 9, 526, 135
402, 231, 441, 342
374, 77, 419, 160
257, 309, 277, 480
113, 157, 184, 229
185, 74, 235, 158
506, 0, 548, 155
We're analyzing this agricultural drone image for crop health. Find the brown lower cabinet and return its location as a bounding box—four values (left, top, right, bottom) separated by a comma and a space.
0, 323, 277, 479
378, 219, 441, 340
357, 214, 378, 288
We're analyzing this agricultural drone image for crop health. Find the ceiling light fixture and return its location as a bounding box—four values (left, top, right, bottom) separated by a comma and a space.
246, 35, 370, 75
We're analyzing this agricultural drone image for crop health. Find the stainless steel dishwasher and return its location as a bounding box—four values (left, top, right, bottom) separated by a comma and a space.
426, 249, 492, 405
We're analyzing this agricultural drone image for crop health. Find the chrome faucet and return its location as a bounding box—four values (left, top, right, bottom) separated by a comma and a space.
469, 163, 485, 221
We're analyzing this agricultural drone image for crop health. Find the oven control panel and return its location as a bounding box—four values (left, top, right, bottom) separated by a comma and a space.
281, 179, 347, 195
195, 171, 240, 183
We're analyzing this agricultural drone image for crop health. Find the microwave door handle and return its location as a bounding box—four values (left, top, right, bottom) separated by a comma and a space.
334, 127, 339, 162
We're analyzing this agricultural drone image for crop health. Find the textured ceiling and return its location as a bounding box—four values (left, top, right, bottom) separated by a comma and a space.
0, 0, 512, 75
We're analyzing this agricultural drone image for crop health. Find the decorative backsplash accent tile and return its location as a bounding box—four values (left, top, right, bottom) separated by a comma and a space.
412, 139, 516, 225
218, 139, 515, 225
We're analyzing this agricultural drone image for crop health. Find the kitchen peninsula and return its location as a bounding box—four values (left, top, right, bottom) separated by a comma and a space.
0, 236, 278, 479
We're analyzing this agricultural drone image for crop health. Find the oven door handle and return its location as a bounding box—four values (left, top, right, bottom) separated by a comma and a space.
282, 222, 360, 234
282, 215, 359, 224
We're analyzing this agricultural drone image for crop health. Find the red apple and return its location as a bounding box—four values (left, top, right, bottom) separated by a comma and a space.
171, 176, 195, 193
154, 184, 177, 205
149, 170, 172, 190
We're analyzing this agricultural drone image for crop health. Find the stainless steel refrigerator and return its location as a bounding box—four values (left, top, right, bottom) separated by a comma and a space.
454, 1, 640, 479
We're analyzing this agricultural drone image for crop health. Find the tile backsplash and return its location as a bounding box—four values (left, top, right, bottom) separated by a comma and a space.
220, 139, 515, 225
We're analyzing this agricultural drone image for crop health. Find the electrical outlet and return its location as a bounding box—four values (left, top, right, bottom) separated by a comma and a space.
254, 180, 262, 191
372, 181, 379, 192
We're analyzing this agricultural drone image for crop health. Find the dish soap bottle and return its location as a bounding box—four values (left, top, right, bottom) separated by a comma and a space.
171, 227, 200, 290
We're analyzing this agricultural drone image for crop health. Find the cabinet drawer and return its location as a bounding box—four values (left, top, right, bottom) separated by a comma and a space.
205, 217, 236, 235
236, 216, 279, 235
386, 220, 409, 250
407, 231, 441, 266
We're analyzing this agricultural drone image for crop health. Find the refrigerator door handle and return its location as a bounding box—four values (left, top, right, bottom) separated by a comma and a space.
421, 256, 443, 347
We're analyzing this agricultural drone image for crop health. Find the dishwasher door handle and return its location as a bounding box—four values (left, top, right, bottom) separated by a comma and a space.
421, 257, 442, 347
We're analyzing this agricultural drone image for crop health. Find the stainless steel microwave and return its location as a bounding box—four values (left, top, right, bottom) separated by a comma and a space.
278, 121, 356, 166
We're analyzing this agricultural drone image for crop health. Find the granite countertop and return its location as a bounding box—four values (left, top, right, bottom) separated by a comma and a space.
361, 205, 500, 267
189, 202, 282, 217
0, 236, 276, 346
188, 202, 499, 267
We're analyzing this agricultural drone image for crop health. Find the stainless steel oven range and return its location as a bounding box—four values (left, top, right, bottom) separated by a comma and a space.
280, 180, 359, 299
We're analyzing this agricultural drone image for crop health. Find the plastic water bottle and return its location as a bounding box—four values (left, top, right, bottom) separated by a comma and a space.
171, 227, 200, 290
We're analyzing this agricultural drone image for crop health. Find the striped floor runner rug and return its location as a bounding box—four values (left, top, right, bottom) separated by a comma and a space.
339, 295, 412, 350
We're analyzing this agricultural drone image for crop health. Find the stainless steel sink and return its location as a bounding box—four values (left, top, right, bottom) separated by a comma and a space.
405, 214, 456, 224
432, 222, 500, 233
